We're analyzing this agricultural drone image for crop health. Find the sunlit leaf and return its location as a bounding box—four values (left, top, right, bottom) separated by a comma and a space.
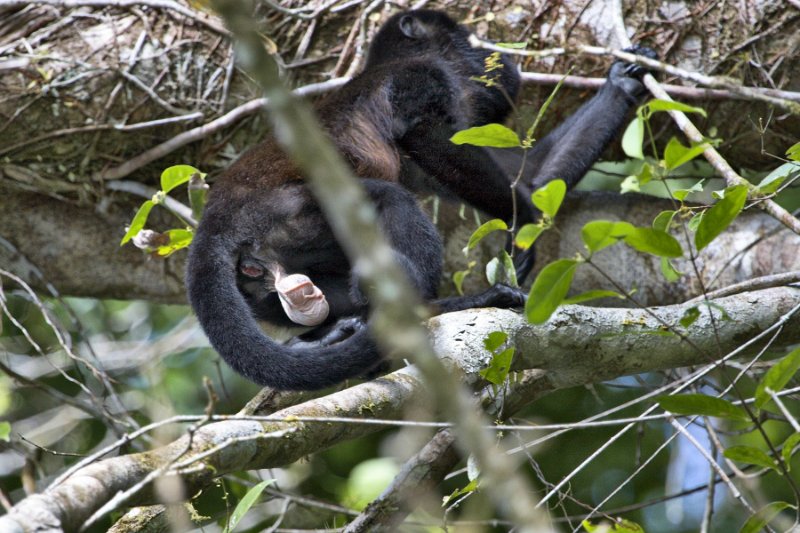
664, 137, 709, 171
0, 421, 9, 442
515, 223, 545, 250
532, 179, 567, 219
624, 227, 683, 258
755, 347, 800, 410
652, 210, 676, 232
224, 479, 275, 533
479, 347, 515, 385
781, 433, 800, 469
453, 260, 476, 296
443, 479, 479, 505
688, 211, 704, 232
645, 99, 708, 117
583, 518, 644, 533
495, 42, 527, 49
450, 124, 521, 147
581, 220, 634, 253
660, 257, 682, 282
621, 116, 644, 159
756, 162, 799, 194
120, 201, 155, 245
161, 165, 202, 194
658, 394, 749, 421
695, 185, 748, 251
673, 180, 705, 202
620, 175, 640, 194
483, 331, 508, 352
740, 502, 794, 533
680, 306, 700, 328
563, 290, 625, 305
526, 259, 579, 324
465, 219, 508, 252
724, 445, 779, 472
786, 141, 800, 161
155, 229, 194, 257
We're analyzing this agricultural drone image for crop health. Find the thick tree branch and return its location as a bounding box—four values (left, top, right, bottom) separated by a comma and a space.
2, 287, 798, 532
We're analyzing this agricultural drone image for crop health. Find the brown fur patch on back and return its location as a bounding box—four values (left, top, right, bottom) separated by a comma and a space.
335, 87, 400, 181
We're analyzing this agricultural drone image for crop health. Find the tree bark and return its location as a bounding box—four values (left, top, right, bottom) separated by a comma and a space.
2, 287, 798, 532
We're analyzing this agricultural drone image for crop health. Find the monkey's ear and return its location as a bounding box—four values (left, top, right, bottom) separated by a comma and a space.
399, 15, 428, 39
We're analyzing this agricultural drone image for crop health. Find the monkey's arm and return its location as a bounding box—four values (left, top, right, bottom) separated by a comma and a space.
521, 45, 657, 190
399, 122, 535, 225
399, 124, 539, 280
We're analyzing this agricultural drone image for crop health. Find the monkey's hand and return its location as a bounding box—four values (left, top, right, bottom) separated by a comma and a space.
608, 45, 658, 101
275, 272, 330, 327
285, 317, 366, 349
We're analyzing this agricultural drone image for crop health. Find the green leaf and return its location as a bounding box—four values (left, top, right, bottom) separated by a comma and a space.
120, 201, 155, 245
515, 223, 545, 250
645, 99, 708, 117
532, 179, 567, 219
786, 141, 800, 161
444, 479, 479, 505
620, 175, 640, 194
0, 421, 10, 442
658, 394, 750, 421
660, 258, 682, 282
756, 162, 799, 194
621, 116, 645, 159
495, 42, 527, 49
673, 180, 705, 202
583, 518, 644, 533
680, 306, 700, 328
479, 347, 515, 385
224, 479, 275, 533
453, 261, 475, 296
485, 251, 517, 287
526, 259, 579, 324
624, 227, 683, 258
465, 219, 508, 252
581, 220, 634, 254
695, 185, 748, 251
724, 445, 779, 472
755, 347, 800, 410
664, 137, 709, 171
563, 290, 625, 305
688, 211, 704, 232
485, 257, 501, 285
450, 124, 521, 148
740, 502, 794, 533
781, 433, 800, 469
483, 331, 508, 352
652, 210, 676, 232
155, 229, 194, 257
160, 165, 201, 194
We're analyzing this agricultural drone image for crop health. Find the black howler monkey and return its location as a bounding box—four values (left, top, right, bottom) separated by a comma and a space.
186, 9, 654, 391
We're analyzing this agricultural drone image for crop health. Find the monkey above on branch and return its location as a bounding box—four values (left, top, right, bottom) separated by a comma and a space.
185, 9, 655, 391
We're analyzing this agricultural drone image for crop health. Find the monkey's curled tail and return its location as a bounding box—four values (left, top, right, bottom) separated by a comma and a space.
185, 229, 382, 391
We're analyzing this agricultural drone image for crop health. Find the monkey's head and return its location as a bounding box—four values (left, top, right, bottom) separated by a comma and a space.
366, 11, 486, 67
365, 9, 519, 114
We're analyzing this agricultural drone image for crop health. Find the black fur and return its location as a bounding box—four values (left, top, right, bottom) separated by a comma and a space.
186, 9, 653, 390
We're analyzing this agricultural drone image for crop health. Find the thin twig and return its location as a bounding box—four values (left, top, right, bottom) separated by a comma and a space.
470, 37, 800, 111
686, 271, 800, 304
97, 77, 347, 180
0, 0, 229, 35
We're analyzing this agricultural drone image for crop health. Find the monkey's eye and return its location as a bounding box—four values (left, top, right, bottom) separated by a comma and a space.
239, 262, 265, 279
